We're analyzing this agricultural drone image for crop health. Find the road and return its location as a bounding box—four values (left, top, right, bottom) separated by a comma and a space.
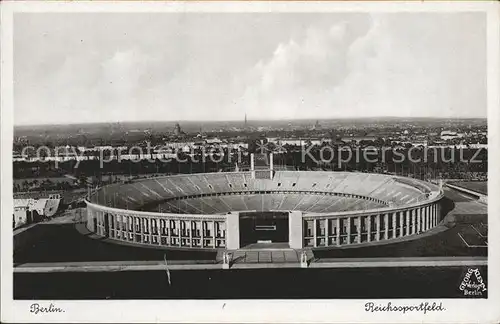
14, 256, 487, 273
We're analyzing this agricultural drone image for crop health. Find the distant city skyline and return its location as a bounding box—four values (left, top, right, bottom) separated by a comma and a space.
13, 116, 487, 131
14, 12, 486, 125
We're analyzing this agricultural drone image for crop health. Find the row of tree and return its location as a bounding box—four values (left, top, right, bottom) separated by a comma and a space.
13, 147, 487, 189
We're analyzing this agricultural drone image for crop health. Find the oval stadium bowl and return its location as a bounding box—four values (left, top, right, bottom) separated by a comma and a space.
85, 171, 444, 250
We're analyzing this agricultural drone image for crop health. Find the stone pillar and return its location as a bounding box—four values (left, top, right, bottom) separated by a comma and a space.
427, 206, 431, 230
357, 216, 362, 243
427, 206, 431, 229
109, 214, 114, 238
212, 220, 217, 248
429, 205, 433, 228
399, 212, 404, 237
376, 214, 380, 241
417, 207, 422, 233
120, 215, 124, 238
421, 207, 425, 231
137, 217, 142, 242
124, 216, 128, 241
132, 216, 136, 242
429, 205, 434, 228
430, 205, 433, 229
346, 217, 352, 244
148, 217, 153, 244
96, 212, 100, 235
250, 153, 255, 170
367, 215, 372, 242
102, 213, 105, 236
384, 214, 389, 240
433, 204, 437, 227
336, 218, 341, 246
129, 216, 134, 240
121, 215, 126, 240
425, 206, 429, 230
189, 220, 193, 247
137, 217, 144, 243
411, 209, 416, 234
179, 220, 183, 247
94, 212, 98, 234
117, 214, 121, 238
424, 206, 428, 230
325, 219, 329, 247
167, 220, 171, 245
313, 218, 318, 247
110, 214, 114, 236
392, 213, 397, 238
201, 221, 205, 248
154, 218, 157, 235
86, 208, 92, 232
405, 210, 410, 236
435, 204, 438, 225
110, 214, 114, 238
226, 212, 240, 250
289, 211, 303, 249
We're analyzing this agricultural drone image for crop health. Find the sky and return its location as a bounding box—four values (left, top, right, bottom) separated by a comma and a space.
14, 12, 486, 125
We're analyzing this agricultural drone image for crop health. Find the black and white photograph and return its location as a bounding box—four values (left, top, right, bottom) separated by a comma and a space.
1, 1, 499, 323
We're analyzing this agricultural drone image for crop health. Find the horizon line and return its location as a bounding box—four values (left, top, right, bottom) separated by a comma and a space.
13, 115, 488, 128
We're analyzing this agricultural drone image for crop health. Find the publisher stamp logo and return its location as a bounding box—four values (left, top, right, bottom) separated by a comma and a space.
459, 268, 487, 296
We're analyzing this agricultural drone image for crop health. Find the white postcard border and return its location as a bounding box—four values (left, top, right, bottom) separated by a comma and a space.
1, 1, 499, 323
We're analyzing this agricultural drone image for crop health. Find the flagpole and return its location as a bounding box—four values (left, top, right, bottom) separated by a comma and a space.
164, 253, 171, 286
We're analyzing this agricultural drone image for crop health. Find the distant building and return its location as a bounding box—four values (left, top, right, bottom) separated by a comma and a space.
173, 123, 182, 136
440, 130, 463, 141
269, 138, 303, 146
13, 194, 61, 228
312, 120, 321, 130
206, 137, 223, 145
266, 138, 326, 147
341, 136, 377, 144
13, 206, 29, 228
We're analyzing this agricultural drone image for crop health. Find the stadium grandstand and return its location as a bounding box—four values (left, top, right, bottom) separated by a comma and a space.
85, 153, 444, 250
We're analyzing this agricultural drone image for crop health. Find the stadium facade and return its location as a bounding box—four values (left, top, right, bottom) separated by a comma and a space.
85, 154, 444, 250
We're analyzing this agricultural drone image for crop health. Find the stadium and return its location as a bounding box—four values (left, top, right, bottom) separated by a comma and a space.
85, 153, 444, 250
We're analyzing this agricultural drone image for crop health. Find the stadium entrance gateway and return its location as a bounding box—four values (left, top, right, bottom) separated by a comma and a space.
239, 211, 289, 246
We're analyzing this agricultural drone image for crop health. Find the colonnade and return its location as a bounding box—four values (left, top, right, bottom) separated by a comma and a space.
88, 207, 226, 248
86, 200, 442, 250
302, 203, 441, 248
